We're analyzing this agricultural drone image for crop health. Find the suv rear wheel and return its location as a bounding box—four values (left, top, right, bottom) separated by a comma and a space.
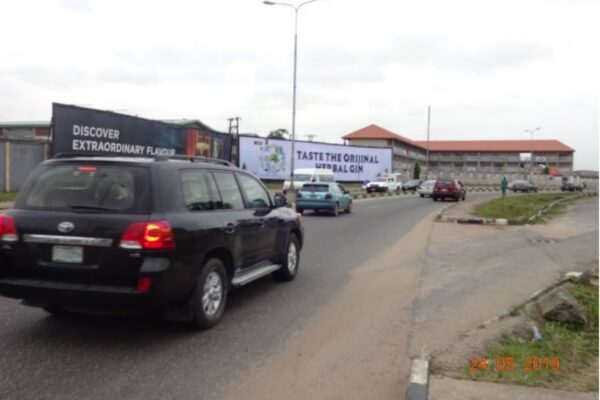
273, 234, 300, 282
190, 258, 228, 330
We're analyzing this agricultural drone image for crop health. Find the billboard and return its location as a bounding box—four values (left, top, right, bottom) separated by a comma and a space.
238, 136, 392, 182
51, 103, 232, 160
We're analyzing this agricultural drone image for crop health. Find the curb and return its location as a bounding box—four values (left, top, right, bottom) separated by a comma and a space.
437, 191, 597, 226
415, 270, 587, 400
406, 359, 429, 400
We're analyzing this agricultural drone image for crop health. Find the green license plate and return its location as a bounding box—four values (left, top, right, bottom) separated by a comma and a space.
52, 246, 84, 264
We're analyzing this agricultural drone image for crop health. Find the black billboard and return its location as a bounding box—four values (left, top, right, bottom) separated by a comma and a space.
51, 103, 232, 160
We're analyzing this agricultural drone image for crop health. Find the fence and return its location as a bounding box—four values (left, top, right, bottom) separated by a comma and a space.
0, 140, 49, 192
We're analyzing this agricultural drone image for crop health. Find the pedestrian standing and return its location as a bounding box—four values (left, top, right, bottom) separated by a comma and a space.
501, 176, 508, 198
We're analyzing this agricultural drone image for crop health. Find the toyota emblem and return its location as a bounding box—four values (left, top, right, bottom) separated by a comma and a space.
58, 221, 75, 233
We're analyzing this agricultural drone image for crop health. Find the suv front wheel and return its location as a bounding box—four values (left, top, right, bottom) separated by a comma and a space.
190, 258, 229, 330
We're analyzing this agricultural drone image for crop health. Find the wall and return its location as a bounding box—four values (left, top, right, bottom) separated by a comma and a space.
0, 140, 48, 192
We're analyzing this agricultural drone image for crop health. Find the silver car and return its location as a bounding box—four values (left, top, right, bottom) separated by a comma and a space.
417, 180, 436, 197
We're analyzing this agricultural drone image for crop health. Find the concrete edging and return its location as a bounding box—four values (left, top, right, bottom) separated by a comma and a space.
406, 359, 429, 400
437, 191, 597, 226
410, 271, 586, 400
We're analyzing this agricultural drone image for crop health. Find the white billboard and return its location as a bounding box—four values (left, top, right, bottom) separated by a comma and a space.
238, 136, 393, 182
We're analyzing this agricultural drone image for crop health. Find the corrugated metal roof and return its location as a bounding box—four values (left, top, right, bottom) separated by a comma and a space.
413, 140, 574, 152
343, 124, 419, 145
343, 124, 574, 153
0, 121, 50, 128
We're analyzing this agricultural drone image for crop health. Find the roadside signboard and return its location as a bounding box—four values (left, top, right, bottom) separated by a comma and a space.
51, 103, 232, 160
238, 136, 392, 182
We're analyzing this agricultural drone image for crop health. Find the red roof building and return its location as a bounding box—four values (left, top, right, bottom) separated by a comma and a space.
342, 125, 574, 175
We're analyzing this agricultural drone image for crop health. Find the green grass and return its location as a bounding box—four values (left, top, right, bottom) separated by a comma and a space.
475, 193, 578, 221
0, 191, 18, 202
465, 283, 599, 391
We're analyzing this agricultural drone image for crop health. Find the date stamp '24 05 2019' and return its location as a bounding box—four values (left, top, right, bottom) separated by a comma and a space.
469, 356, 561, 373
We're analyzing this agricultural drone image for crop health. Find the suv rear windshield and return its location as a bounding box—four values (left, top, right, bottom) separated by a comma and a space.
301, 184, 330, 192
294, 174, 312, 181
435, 180, 454, 188
16, 163, 151, 213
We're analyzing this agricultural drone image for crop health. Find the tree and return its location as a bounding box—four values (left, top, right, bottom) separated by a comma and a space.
268, 129, 289, 139
413, 162, 421, 179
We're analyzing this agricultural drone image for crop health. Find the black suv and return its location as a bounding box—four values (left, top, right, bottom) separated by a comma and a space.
0, 154, 303, 329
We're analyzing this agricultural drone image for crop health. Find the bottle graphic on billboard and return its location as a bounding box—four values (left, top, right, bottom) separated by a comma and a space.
259, 142, 286, 178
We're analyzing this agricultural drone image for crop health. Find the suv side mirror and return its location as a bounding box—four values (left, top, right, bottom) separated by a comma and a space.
273, 193, 287, 208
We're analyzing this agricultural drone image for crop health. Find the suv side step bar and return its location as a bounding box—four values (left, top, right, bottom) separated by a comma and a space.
231, 263, 281, 287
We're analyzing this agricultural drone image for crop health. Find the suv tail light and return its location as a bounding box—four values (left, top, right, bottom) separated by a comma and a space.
120, 221, 175, 250
325, 193, 333, 199
0, 215, 18, 242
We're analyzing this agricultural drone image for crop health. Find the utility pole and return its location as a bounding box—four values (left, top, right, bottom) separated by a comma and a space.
227, 117, 240, 136
228, 117, 241, 164
425, 105, 431, 179
524, 127, 540, 180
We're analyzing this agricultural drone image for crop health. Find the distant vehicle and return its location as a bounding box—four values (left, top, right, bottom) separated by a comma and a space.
0, 155, 304, 329
561, 182, 585, 192
364, 173, 402, 193
433, 179, 466, 202
417, 180, 436, 197
283, 168, 335, 193
510, 180, 538, 193
402, 179, 423, 192
296, 183, 353, 216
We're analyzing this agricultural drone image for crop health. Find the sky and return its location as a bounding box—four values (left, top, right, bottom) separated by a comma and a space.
0, 0, 598, 169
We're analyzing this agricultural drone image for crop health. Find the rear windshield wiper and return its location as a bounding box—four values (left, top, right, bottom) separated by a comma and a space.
67, 205, 120, 212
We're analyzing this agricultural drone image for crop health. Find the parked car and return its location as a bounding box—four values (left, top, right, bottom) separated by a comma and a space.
283, 168, 335, 193
432, 179, 466, 202
510, 180, 538, 193
0, 154, 304, 330
296, 182, 352, 216
417, 180, 436, 197
402, 179, 423, 192
561, 182, 585, 192
364, 173, 402, 193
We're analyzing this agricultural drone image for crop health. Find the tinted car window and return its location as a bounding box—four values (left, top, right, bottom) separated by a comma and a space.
213, 172, 245, 210
435, 180, 454, 188
180, 170, 220, 211
301, 184, 329, 192
294, 174, 312, 181
17, 163, 149, 213
238, 174, 271, 209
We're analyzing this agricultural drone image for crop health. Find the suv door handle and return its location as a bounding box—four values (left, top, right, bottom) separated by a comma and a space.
223, 223, 236, 234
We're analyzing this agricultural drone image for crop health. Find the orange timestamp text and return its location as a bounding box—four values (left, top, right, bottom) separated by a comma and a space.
469, 355, 561, 373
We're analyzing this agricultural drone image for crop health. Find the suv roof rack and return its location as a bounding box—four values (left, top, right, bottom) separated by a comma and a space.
53, 152, 104, 159
154, 154, 235, 167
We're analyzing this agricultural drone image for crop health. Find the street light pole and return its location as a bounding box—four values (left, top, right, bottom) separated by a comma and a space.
263, 0, 317, 206
524, 127, 540, 180
425, 105, 431, 179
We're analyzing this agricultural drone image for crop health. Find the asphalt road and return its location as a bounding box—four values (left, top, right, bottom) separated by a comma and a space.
0, 194, 449, 400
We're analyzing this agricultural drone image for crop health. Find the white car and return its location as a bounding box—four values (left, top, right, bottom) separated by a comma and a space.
417, 180, 436, 197
364, 174, 402, 193
283, 168, 335, 193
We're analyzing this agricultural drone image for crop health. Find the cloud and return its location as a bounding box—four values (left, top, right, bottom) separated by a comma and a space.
383, 35, 553, 74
